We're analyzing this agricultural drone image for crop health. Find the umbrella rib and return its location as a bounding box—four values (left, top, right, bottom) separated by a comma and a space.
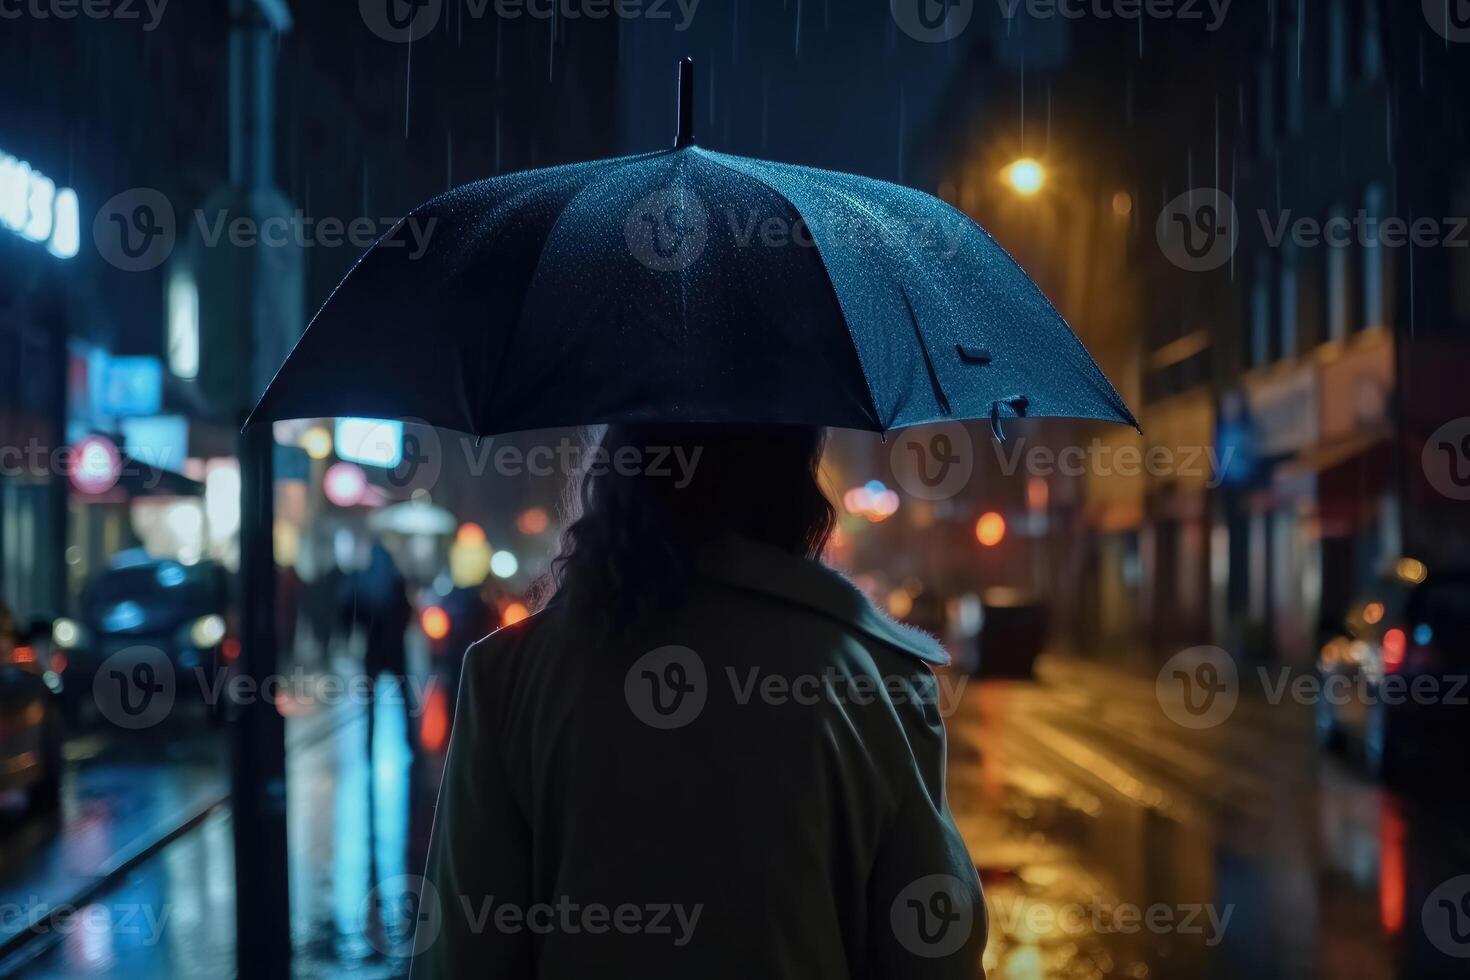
781, 176, 962, 419
483, 150, 675, 433
898, 289, 951, 416
696, 151, 887, 430
933, 195, 1142, 432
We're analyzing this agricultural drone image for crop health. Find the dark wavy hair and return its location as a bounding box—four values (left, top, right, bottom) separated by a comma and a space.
539, 424, 834, 632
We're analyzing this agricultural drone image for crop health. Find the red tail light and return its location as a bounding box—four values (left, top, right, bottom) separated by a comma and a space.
420, 681, 450, 753
1382, 628, 1407, 672
7, 645, 35, 666
222, 638, 241, 664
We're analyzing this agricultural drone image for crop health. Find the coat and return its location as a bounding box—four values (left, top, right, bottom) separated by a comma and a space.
411, 533, 986, 979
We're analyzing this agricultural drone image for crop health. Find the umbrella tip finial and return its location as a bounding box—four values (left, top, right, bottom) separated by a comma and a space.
675, 57, 695, 148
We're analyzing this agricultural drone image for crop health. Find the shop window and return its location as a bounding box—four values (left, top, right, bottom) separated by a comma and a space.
1454, 180, 1470, 324
1362, 182, 1391, 329
1283, 25, 1304, 134
1327, 0, 1348, 104
1326, 204, 1358, 341
1279, 244, 1300, 359
1250, 250, 1273, 368
1361, 0, 1383, 81
1256, 60, 1276, 155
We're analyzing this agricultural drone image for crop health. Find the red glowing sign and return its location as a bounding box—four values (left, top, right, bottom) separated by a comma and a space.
69, 435, 122, 495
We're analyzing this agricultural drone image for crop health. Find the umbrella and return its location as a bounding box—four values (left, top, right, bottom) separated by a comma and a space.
247, 60, 1135, 440
368, 500, 458, 537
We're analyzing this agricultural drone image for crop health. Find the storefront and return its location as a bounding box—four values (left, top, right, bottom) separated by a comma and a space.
0, 142, 80, 622
1230, 329, 1398, 665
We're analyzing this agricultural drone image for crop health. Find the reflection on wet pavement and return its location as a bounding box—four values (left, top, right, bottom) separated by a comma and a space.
12, 675, 429, 979
946, 656, 1470, 980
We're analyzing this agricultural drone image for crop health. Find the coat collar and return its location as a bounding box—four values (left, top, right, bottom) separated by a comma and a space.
694, 534, 950, 667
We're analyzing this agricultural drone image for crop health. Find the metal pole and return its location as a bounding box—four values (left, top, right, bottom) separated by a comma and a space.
229, 0, 292, 974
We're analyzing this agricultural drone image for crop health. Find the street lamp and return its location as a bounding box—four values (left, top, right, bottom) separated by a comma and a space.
1002, 157, 1045, 197
975, 511, 1007, 547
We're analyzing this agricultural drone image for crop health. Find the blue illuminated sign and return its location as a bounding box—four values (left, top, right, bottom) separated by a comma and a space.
335, 418, 404, 469
0, 149, 79, 259
98, 356, 164, 417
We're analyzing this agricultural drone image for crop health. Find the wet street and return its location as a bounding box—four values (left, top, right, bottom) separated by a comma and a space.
0, 653, 1466, 978
947, 656, 1470, 980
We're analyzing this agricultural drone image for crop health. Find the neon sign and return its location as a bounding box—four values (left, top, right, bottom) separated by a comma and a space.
0, 149, 79, 259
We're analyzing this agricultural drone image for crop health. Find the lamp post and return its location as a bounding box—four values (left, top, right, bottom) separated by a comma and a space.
227, 0, 295, 975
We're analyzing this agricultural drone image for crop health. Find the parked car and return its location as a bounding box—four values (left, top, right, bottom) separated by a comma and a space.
1315, 560, 1470, 780
0, 598, 63, 812
51, 554, 234, 726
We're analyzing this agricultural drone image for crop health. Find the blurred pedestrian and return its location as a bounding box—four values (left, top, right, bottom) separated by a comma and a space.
301, 539, 346, 666
414, 425, 985, 978
341, 540, 414, 751
276, 559, 303, 664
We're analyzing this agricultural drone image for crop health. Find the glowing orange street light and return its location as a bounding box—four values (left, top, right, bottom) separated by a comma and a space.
516, 507, 550, 535
1002, 158, 1045, 196
975, 512, 1006, 547
421, 606, 451, 641
502, 602, 531, 627
456, 522, 488, 546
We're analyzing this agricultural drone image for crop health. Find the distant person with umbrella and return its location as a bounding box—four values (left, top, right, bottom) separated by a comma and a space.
248, 61, 1137, 979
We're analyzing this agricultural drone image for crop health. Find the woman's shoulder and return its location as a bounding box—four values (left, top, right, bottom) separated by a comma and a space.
691, 535, 952, 671
457, 609, 550, 688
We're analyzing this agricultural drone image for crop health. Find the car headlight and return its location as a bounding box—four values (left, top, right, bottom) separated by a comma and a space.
189, 614, 227, 649
52, 618, 85, 650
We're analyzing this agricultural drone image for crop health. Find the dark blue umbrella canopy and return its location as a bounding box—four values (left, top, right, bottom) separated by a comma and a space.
248, 66, 1134, 438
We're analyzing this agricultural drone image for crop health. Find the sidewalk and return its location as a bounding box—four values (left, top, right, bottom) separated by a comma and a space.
2, 674, 433, 979
0, 690, 360, 975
